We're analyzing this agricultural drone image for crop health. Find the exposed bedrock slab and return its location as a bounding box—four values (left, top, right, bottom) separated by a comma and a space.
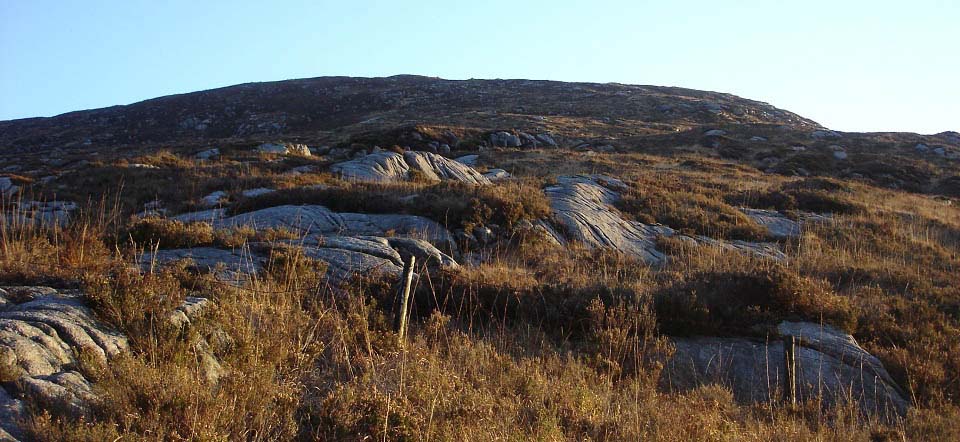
0, 287, 127, 440
0, 287, 216, 440
740, 208, 831, 239
172, 205, 455, 249
330, 151, 490, 184
545, 175, 670, 264
143, 247, 265, 280
144, 234, 458, 286
544, 175, 787, 263
661, 321, 907, 419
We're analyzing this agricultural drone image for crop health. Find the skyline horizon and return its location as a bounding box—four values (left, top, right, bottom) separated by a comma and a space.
2, 72, 956, 136
2, 1, 958, 134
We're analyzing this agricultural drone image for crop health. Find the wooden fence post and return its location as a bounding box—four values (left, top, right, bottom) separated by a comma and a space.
783, 335, 797, 406
394, 255, 416, 345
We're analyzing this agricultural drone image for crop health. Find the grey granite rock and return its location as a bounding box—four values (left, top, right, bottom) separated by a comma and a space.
544, 175, 787, 263
544, 175, 669, 264
740, 208, 830, 239
175, 205, 454, 248
662, 321, 907, 419
489, 131, 521, 147
331, 151, 489, 184
0, 287, 129, 439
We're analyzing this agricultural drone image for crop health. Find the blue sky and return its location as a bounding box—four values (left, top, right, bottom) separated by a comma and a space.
1, 0, 957, 133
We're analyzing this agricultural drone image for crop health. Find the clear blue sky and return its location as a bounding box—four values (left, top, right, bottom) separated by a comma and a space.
1, 0, 957, 133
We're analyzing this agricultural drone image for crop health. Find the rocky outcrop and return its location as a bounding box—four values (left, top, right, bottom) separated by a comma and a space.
545, 175, 671, 264
145, 234, 458, 286
489, 131, 521, 147
0, 287, 128, 440
4, 201, 77, 227
195, 148, 220, 160
330, 151, 409, 182
0, 178, 18, 197
483, 169, 511, 181
143, 247, 265, 280
331, 151, 490, 184
544, 175, 786, 264
740, 208, 830, 239
173, 205, 454, 248
0, 287, 216, 440
200, 191, 229, 208
257, 142, 311, 156
662, 321, 908, 419
455, 155, 479, 167
535, 133, 558, 147
241, 188, 275, 198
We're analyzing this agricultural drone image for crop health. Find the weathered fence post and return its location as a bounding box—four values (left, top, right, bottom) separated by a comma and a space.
783, 335, 797, 406
394, 255, 416, 345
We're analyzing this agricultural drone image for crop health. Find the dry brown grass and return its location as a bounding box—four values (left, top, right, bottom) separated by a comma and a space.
3, 148, 959, 440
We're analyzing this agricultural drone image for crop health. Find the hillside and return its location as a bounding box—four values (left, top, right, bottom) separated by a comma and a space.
2, 76, 958, 198
0, 76, 958, 440
0, 75, 820, 153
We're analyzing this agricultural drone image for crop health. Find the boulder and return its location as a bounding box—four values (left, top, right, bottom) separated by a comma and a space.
168, 297, 214, 330
704, 129, 726, 137
489, 131, 522, 147
309, 235, 403, 265
750, 136, 768, 142
310, 145, 331, 155
662, 321, 908, 419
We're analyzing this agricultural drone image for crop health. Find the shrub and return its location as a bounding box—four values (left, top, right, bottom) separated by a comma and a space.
727, 178, 864, 215
654, 266, 855, 336
126, 217, 214, 249
617, 188, 769, 241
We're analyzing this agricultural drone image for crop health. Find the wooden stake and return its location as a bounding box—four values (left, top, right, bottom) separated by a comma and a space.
394, 255, 416, 345
783, 335, 797, 406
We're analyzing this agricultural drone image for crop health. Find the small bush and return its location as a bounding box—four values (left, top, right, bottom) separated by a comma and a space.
126, 217, 214, 249
728, 178, 864, 215
654, 266, 855, 336
617, 188, 769, 241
